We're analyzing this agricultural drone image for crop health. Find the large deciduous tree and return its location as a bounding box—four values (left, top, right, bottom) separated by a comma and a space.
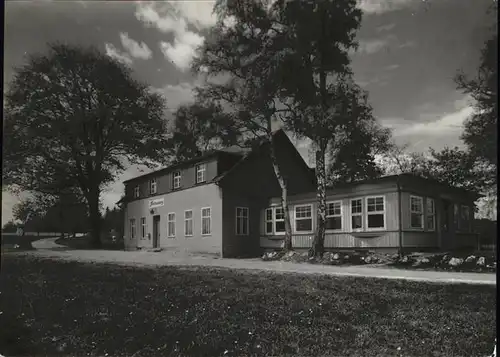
193, 0, 296, 251
267, 0, 362, 258
455, 32, 497, 168
3, 43, 169, 247
283, 74, 373, 257
167, 102, 242, 163
327, 118, 392, 185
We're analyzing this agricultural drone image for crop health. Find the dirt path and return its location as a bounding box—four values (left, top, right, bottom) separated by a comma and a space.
19, 238, 497, 286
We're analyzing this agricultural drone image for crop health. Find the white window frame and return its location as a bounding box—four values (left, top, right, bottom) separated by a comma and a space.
150, 178, 157, 195
350, 198, 363, 231
167, 213, 176, 238
274, 206, 286, 235
173, 171, 181, 189
196, 164, 206, 184
365, 196, 386, 231
294, 204, 313, 233
426, 198, 435, 231
129, 218, 136, 239
235, 207, 249, 236
134, 186, 140, 198
265, 208, 274, 235
410, 195, 424, 230
325, 200, 342, 232
460, 205, 471, 232
201, 207, 212, 236
184, 210, 193, 237
140, 217, 146, 239
264, 206, 286, 235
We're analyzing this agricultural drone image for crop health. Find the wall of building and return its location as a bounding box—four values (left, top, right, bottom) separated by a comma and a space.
260, 188, 401, 250
400, 191, 476, 250
261, 232, 400, 251
221, 189, 263, 257
123, 183, 223, 255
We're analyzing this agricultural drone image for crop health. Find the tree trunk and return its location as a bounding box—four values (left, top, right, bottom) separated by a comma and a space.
268, 134, 293, 252
86, 188, 102, 249
310, 145, 327, 258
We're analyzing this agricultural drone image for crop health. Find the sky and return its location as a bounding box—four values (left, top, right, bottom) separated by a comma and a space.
2, 0, 496, 225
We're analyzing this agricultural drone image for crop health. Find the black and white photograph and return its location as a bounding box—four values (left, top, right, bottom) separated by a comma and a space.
1, 0, 497, 356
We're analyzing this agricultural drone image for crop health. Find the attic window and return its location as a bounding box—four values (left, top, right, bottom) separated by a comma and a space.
150, 178, 157, 195
134, 186, 140, 198
196, 164, 206, 183
173, 171, 181, 189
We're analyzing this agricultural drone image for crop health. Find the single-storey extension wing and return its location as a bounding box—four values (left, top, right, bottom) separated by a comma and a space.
260, 174, 480, 254
119, 129, 480, 257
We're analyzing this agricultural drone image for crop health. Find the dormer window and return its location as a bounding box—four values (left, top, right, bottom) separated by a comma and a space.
134, 186, 140, 198
150, 178, 157, 195
196, 164, 206, 183
173, 171, 181, 189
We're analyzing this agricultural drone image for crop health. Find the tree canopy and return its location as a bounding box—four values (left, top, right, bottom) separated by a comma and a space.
455, 32, 497, 167
3, 43, 169, 246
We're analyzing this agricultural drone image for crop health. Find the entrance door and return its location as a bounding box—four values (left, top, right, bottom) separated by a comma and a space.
152, 215, 161, 248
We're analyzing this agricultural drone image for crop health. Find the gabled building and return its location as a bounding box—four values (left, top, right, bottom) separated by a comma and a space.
120, 129, 480, 257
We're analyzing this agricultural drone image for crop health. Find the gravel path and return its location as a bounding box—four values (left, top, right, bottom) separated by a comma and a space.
19, 238, 497, 286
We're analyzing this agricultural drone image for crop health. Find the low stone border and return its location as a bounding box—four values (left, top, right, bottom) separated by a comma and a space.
262, 250, 497, 273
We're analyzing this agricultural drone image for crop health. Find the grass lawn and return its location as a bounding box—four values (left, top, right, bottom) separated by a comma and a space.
0, 255, 496, 357
1, 234, 48, 252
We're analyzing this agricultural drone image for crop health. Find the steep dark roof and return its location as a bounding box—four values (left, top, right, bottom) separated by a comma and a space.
122, 150, 245, 184
122, 131, 285, 185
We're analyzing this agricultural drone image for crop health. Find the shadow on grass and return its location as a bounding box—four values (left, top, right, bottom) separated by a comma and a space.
0, 255, 496, 357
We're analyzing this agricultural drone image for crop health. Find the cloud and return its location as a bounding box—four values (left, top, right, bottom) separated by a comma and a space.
357, 0, 415, 14
356, 38, 391, 54
152, 82, 197, 111
135, 2, 215, 71
379, 96, 475, 150
104, 43, 133, 65
376, 23, 396, 32
119, 32, 152, 60
159, 32, 204, 71
383, 64, 400, 71
398, 41, 417, 48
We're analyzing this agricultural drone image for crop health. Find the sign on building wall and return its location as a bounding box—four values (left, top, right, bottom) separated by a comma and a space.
149, 198, 164, 209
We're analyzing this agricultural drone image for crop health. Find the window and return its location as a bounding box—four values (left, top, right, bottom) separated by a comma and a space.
410, 196, 424, 229
236, 207, 249, 235
196, 164, 206, 183
265, 208, 273, 234
173, 171, 181, 189
264, 207, 286, 235
129, 219, 136, 239
140, 217, 146, 239
366, 196, 385, 229
201, 207, 211, 235
426, 198, 435, 231
134, 186, 140, 198
150, 178, 157, 195
351, 199, 363, 230
167, 213, 176, 238
184, 210, 193, 237
326, 201, 342, 230
295, 205, 312, 232
461, 205, 471, 232
274, 207, 285, 233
